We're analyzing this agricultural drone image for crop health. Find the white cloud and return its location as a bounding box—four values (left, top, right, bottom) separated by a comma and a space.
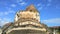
38, 6, 43, 10
17, 0, 23, 2
8, 10, 15, 14
0, 12, 3, 16
0, 8, 15, 26
37, 4, 41, 6
0, 18, 1, 21
11, 4, 16, 7
46, 3, 51, 7
48, 0, 52, 2
0, 17, 12, 26
0, 9, 15, 16
4, 11, 9, 15
17, 0, 26, 6
41, 18, 60, 23
41, 18, 60, 26
20, 2, 26, 5
37, 3, 46, 10
55, 5, 60, 9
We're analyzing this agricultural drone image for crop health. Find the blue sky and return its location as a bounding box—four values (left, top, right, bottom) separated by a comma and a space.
0, 0, 60, 27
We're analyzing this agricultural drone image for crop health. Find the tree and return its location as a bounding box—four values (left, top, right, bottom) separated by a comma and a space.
57, 27, 60, 34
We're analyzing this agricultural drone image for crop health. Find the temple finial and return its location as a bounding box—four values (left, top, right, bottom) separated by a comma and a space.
26, 4, 38, 12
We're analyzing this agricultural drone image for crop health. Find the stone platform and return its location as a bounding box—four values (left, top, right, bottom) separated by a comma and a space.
6, 27, 47, 34
8, 29, 46, 34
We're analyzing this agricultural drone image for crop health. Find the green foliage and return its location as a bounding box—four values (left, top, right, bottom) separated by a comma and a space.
57, 27, 60, 34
